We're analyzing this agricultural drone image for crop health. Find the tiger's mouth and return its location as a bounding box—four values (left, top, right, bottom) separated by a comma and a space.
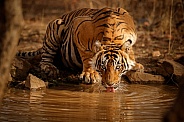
102, 82, 120, 92
106, 87, 116, 92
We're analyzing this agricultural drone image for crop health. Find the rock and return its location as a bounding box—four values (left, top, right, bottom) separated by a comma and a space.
152, 51, 161, 57
163, 75, 184, 122
8, 73, 12, 82
25, 74, 46, 89
11, 57, 32, 81
158, 59, 184, 84
126, 71, 165, 84
175, 56, 184, 66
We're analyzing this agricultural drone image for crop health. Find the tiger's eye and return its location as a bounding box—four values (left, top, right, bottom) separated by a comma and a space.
101, 65, 106, 70
116, 65, 121, 69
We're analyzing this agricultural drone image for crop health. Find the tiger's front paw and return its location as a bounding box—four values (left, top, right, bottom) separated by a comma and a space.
79, 69, 101, 84
40, 62, 60, 79
133, 63, 144, 72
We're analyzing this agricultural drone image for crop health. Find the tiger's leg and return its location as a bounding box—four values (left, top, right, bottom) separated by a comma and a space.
79, 57, 101, 84
134, 63, 144, 72
71, 17, 102, 84
80, 59, 101, 83
40, 19, 64, 78
128, 47, 144, 72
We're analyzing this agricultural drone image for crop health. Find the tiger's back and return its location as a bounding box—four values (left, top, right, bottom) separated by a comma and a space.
41, 8, 100, 69
48, 7, 137, 69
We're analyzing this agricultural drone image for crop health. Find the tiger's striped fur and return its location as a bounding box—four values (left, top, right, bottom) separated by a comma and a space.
17, 7, 144, 90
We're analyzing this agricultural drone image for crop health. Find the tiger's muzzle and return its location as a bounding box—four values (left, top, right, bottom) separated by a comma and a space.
100, 59, 122, 92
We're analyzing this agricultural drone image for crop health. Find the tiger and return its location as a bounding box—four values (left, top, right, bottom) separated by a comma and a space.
17, 7, 144, 91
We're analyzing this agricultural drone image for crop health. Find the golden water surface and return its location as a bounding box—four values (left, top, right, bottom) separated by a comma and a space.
0, 83, 177, 122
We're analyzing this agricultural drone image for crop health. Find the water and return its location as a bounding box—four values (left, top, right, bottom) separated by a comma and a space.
0, 83, 177, 122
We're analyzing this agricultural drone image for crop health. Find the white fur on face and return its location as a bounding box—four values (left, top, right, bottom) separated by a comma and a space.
90, 49, 135, 76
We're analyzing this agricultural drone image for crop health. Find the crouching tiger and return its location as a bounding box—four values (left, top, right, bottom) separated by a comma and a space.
16, 7, 144, 90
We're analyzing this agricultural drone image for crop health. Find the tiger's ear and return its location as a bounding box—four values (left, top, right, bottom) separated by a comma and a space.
120, 39, 132, 51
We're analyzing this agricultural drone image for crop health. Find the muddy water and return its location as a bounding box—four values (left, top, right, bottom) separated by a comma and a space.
0, 83, 177, 122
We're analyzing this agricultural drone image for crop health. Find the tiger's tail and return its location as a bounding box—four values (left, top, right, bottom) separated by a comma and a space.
16, 48, 42, 59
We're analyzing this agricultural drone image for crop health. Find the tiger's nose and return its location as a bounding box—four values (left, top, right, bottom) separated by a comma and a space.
106, 82, 115, 87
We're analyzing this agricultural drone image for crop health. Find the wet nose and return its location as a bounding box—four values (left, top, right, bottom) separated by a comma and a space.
106, 82, 115, 87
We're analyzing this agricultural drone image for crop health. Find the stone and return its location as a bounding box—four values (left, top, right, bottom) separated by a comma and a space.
11, 57, 32, 81
25, 74, 46, 89
163, 75, 184, 122
158, 59, 184, 84
152, 51, 161, 57
126, 71, 165, 84
175, 56, 184, 66
8, 73, 12, 82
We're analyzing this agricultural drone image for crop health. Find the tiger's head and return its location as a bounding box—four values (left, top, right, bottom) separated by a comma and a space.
91, 41, 135, 91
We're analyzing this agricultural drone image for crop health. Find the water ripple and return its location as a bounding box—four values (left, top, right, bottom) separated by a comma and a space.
0, 84, 178, 122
